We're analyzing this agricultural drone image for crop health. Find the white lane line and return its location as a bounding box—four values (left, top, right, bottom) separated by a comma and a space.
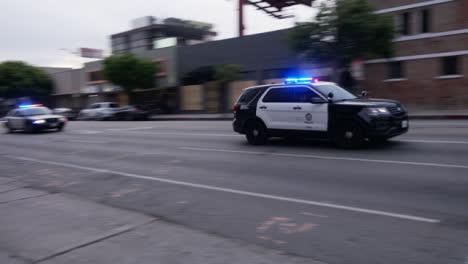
112, 130, 468, 144
398, 139, 468, 144
107, 127, 153, 131
125, 131, 242, 137
181, 147, 468, 169
7, 155, 439, 223
65, 140, 108, 144
76, 130, 102, 134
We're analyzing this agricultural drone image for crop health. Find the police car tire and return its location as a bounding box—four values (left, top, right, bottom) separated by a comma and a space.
25, 123, 36, 134
245, 120, 267, 145
333, 121, 364, 149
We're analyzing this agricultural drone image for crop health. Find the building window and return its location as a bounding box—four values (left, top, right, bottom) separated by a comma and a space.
441, 56, 459, 76
420, 9, 430, 33
388, 61, 403, 79
87, 70, 107, 84
400, 12, 411, 35
153, 59, 168, 77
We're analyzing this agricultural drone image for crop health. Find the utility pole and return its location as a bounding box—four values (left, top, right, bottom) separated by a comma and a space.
238, 0, 244, 37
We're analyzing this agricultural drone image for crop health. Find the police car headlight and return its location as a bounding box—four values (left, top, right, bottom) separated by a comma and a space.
366, 108, 389, 115
33, 120, 46, 124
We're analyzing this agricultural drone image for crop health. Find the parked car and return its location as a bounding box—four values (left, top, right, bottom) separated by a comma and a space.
78, 102, 119, 120
53, 108, 78, 120
113, 106, 149, 121
4, 105, 67, 133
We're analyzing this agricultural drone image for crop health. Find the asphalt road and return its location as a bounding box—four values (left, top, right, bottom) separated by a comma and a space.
1, 120, 468, 264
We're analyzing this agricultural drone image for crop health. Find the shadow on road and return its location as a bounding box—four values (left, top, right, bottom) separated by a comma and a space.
249, 137, 404, 151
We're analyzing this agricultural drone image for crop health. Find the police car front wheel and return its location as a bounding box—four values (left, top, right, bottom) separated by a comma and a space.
333, 121, 365, 149
245, 121, 267, 145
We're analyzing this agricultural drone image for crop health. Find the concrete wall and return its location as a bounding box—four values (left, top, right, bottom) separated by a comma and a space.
133, 46, 178, 87
48, 69, 86, 95
178, 29, 303, 83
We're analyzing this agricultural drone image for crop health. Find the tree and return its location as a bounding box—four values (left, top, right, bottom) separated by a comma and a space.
214, 64, 242, 85
289, 0, 394, 69
214, 64, 242, 112
0, 61, 53, 98
102, 54, 158, 95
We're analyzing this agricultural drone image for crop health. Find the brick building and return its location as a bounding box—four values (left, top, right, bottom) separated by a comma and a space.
364, 0, 468, 110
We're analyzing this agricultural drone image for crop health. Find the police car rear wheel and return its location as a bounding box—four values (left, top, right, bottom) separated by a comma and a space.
333, 121, 364, 149
246, 121, 267, 145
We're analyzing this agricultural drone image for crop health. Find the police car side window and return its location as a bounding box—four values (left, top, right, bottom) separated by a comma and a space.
14, 110, 24, 117
293, 87, 320, 103
262, 88, 294, 103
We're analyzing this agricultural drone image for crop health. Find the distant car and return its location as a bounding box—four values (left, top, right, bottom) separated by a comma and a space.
114, 106, 149, 121
4, 105, 67, 133
53, 108, 78, 120
78, 102, 119, 120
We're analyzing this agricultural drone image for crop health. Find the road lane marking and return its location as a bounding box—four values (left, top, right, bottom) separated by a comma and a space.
76, 130, 102, 134
65, 140, 108, 144
107, 126, 153, 131
7, 155, 440, 223
125, 131, 242, 137
411, 128, 468, 133
398, 139, 468, 144
110, 130, 468, 145
180, 147, 468, 169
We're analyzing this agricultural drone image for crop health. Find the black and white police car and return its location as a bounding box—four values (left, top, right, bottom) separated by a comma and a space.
4, 105, 68, 133
233, 78, 408, 148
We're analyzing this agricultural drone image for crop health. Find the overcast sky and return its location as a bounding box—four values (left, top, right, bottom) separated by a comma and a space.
0, 0, 317, 68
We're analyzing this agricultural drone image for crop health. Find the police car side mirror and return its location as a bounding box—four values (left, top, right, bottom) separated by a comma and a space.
327, 92, 334, 99
310, 97, 326, 104
361, 91, 368, 97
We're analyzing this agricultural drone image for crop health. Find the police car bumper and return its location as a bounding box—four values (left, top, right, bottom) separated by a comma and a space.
233, 118, 244, 134
367, 116, 409, 138
33, 121, 66, 130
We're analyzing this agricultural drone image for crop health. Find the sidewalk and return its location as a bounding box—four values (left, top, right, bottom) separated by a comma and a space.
150, 110, 468, 121
0, 177, 323, 264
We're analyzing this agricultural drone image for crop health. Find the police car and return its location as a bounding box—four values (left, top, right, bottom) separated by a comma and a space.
4, 105, 68, 133
232, 78, 408, 148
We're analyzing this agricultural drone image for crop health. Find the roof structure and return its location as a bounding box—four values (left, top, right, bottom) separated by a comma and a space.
246, 0, 314, 19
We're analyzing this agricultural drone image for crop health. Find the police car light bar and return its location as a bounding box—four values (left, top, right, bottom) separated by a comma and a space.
284, 77, 319, 84
19, 104, 43, 108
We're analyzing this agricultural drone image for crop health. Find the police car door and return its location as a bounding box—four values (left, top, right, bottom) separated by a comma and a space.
9, 110, 24, 129
257, 87, 296, 130
291, 86, 328, 131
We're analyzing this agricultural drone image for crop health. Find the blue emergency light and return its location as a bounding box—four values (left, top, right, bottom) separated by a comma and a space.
284, 77, 319, 84
19, 104, 42, 108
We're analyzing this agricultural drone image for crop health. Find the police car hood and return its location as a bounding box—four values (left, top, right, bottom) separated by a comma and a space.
27, 114, 63, 120
334, 98, 400, 107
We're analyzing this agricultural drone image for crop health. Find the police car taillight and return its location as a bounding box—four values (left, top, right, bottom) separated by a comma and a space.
233, 105, 240, 113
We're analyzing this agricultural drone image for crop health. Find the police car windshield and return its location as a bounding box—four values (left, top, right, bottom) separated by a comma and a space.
313, 84, 357, 101
22, 107, 52, 116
